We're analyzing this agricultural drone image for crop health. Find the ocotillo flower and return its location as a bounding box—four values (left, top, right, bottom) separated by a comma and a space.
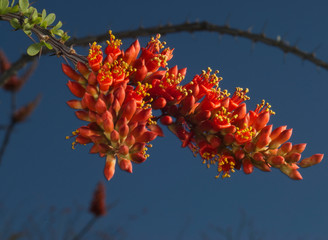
63, 31, 323, 181
64, 31, 161, 181
157, 68, 323, 180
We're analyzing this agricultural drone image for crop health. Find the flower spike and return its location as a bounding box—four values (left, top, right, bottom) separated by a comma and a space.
63, 30, 323, 181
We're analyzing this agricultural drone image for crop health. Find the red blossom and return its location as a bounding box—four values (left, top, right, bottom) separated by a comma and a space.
63, 31, 323, 181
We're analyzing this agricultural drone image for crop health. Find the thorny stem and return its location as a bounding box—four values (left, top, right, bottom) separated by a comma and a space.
0, 12, 87, 86
0, 15, 327, 86
71, 216, 98, 240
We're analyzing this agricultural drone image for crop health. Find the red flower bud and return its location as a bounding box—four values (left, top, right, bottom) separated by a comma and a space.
290, 143, 307, 154
67, 100, 83, 109
242, 158, 253, 174
118, 158, 133, 173
77, 62, 90, 76
119, 123, 129, 138
160, 115, 173, 125
285, 152, 301, 163
131, 125, 146, 138
253, 111, 270, 131
207, 135, 222, 148
104, 155, 116, 181
62, 63, 84, 82
124, 40, 140, 64
76, 135, 91, 144
299, 154, 324, 168
110, 130, 120, 142
152, 97, 167, 110
255, 125, 272, 149
113, 86, 126, 106
102, 111, 114, 133
86, 85, 99, 97
82, 93, 96, 111
148, 124, 164, 137
121, 100, 137, 121
125, 134, 135, 146
270, 125, 287, 141
95, 97, 107, 114
194, 110, 211, 122
244, 142, 256, 153
179, 95, 195, 115
267, 155, 285, 167
135, 131, 157, 143
75, 111, 90, 121
118, 145, 129, 155
280, 163, 303, 180
112, 99, 121, 116
269, 129, 293, 149
233, 103, 247, 120
234, 149, 245, 160
130, 152, 147, 163
133, 59, 147, 82
88, 72, 97, 85
131, 142, 146, 152
67, 81, 85, 98
278, 142, 292, 155
130, 108, 152, 123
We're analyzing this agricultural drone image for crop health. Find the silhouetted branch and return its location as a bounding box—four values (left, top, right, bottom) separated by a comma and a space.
0, 19, 328, 86
0, 93, 40, 165
72, 216, 98, 240
0, 93, 16, 165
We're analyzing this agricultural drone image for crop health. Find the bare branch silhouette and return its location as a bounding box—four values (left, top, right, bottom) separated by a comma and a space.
0, 19, 328, 87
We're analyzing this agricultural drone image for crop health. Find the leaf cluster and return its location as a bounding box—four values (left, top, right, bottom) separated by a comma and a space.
0, 0, 70, 55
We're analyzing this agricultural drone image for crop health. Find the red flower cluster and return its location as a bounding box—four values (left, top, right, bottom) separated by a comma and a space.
63, 31, 323, 181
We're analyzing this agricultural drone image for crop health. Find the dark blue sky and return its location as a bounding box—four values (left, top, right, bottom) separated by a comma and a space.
1, 0, 328, 239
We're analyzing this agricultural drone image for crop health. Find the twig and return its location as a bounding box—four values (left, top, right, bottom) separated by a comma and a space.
1, 18, 328, 87
0, 93, 16, 165
71, 216, 98, 240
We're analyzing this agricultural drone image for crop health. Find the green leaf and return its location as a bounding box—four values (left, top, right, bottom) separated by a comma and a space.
25, 6, 34, 15
31, 7, 37, 20
18, 0, 28, 11
41, 9, 46, 20
23, 29, 31, 35
27, 43, 42, 56
54, 29, 64, 37
0, 0, 9, 13
23, 22, 32, 31
8, 4, 19, 13
61, 33, 70, 42
44, 13, 55, 26
40, 9, 47, 27
9, 18, 20, 29
33, 16, 41, 24
10, 0, 14, 7
50, 21, 62, 35
42, 41, 53, 50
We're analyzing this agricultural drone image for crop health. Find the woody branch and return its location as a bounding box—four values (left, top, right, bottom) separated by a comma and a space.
0, 16, 327, 87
